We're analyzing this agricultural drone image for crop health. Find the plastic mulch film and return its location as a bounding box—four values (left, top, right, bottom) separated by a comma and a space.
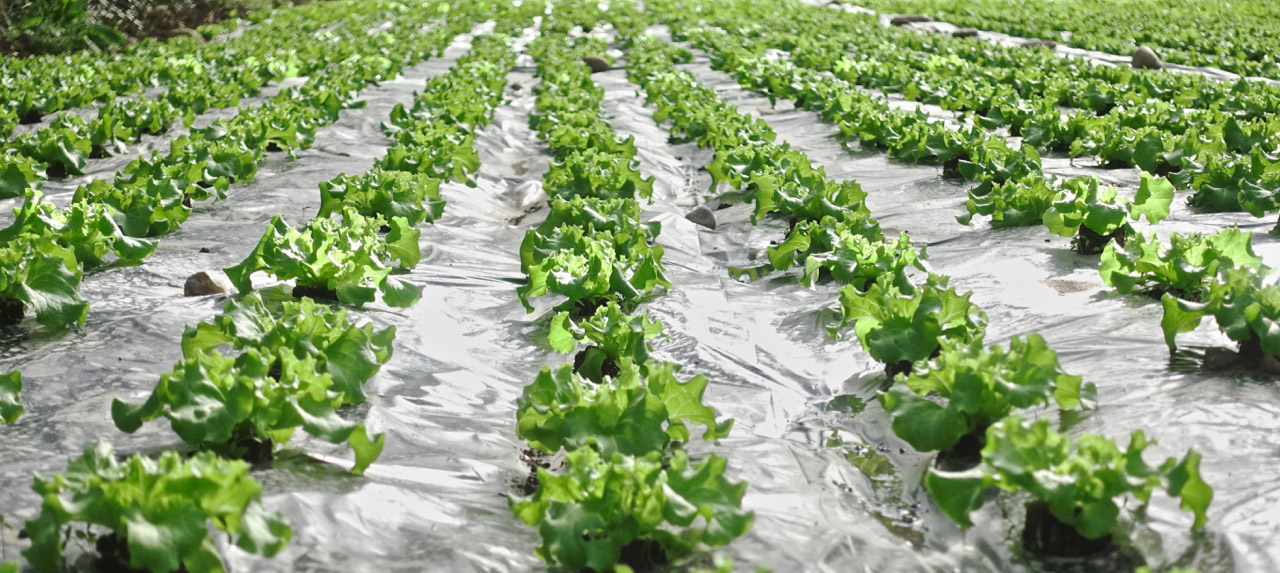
1, 17, 1277, 573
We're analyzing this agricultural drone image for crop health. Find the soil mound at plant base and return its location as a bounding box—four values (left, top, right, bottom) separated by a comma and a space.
1021, 501, 1113, 557
0, 299, 24, 326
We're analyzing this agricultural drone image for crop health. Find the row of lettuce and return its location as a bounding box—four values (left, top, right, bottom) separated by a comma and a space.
651, 1, 1280, 387
0, 3, 542, 571
0, 3, 469, 330
0, 0, 359, 143
650, 0, 1280, 388
655, 0, 1280, 240
1, 0, 403, 179
0, 3, 1249, 572
624, 0, 1216, 559
508, 6, 750, 572
849, 0, 1280, 81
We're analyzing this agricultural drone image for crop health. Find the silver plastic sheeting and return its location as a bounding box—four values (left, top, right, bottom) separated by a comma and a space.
1, 23, 550, 573
659, 33, 1280, 573
2, 15, 1278, 573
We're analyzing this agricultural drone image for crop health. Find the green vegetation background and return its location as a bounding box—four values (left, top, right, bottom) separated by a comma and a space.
1, 0, 299, 55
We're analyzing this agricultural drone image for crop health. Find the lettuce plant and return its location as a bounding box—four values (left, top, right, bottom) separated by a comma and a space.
0, 371, 21, 424
1043, 173, 1174, 254
48, 112, 137, 159
880, 334, 1093, 453
518, 226, 670, 314
8, 124, 91, 177
543, 147, 655, 201
510, 448, 752, 572
712, 150, 846, 223
2, 190, 157, 270
224, 208, 423, 308
768, 219, 921, 289
0, 233, 88, 327
103, 98, 180, 136
517, 361, 732, 458
380, 114, 481, 182
112, 347, 385, 474
164, 133, 263, 192
547, 301, 664, 382
829, 274, 988, 374
1186, 148, 1280, 215
0, 154, 45, 200
317, 169, 445, 227
520, 196, 660, 274
926, 416, 1212, 541
958, 173, 1059, 228
180, 293, 396, 402
1100, 228, 1262, 300
1160, 266, 1280, 355
73, 176, 192, 238
543, 124, 644, 164
22, 443, 291, 573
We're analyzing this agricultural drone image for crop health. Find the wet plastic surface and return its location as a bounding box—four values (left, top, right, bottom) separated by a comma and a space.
3, 16, 1280, 573
660, 31, 1280, 573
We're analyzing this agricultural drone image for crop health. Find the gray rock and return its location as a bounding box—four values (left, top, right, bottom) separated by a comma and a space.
952, 27, 979, 38
166, 27, 205, 42
184, 271, 233, 297
685, 205, 717, 230
582, 55, 610, 73
889, 14, 932, 26
1021, 39, 1057, 49
1132, 46, 1163, 70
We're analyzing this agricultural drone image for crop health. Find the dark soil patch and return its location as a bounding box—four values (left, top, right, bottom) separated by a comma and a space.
933, 428, 985, 472
617, 538, 669, 572
293, 283, 339, 302
1072, 225, 1126, 255
516, 448, 554, 496
19, 108, 42, 125
96, 533, 190, 573
941, 157, 963, 179
0, 299, 25, 326
567, 297, 611, 320
883, 346, 941, 378
1022, 501, 1113, 557
573, 346, 620, 381
235, 436, 275, 465
44, 162, 68, 180
1042, 279, 1098, 296
884, 359, 914, 378
507, 201, 547, 226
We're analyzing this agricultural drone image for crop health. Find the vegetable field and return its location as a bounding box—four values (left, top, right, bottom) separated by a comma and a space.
2, 0, 1280, 571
